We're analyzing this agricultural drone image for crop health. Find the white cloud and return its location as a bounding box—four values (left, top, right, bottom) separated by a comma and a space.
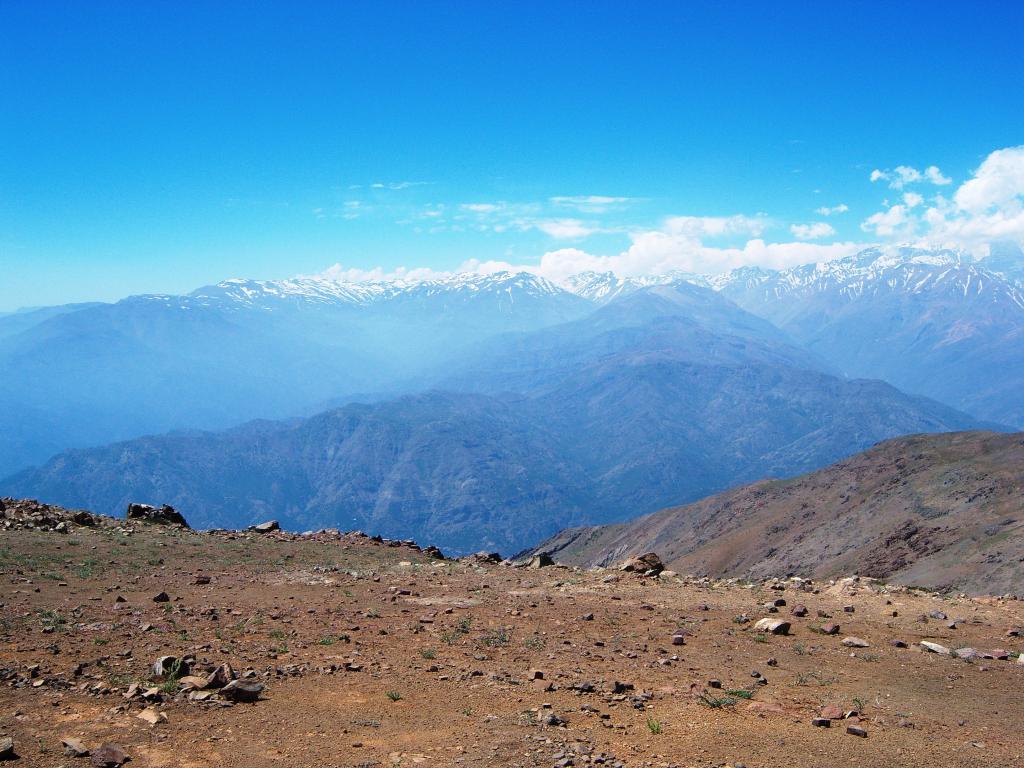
861, 204, 915, 238
790, 222, 836, 240
534, 219, 595, 239
953, 146, 1024, 213
461, 202, 504, 213
369, 181, 431, 190
549, 195, 633, 213
924, 166, 952, 186
815, 204, 849, 216
307, 212, 858, 287
862, 145, 1024, 253
870, 164, 952, 190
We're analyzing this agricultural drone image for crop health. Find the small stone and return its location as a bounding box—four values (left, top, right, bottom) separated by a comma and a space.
819, 704, 843, 720
820, 623, 840, 635
753, 618, 790, 635
91, 743, 129, 767
811, 717, 830, 727
842, 637, 870, 648
846, 725, 868, 738
220, 679, 263, 702
890, 639, 908, 648
249, 520, 280, 533
152, 656, 185, 677
62, 737, 89, 757
843, 605, 855, 613
137, 706, 167, 725
791, 604, 808, 617
0, 738, 14, 761
920, 641, 950, 655
152, 591, 170, 603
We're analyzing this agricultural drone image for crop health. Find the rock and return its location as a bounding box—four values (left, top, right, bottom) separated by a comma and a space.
152, 656, 185, 677
920, 641, 950, 655
791, 604, 808, 617
0, 738, 14, 761
527, 553, 554, 569
928, 610, 948, 620
842, 637, 870, 648
62, 737, 89, 757
249, 520, 280, 533
194, 575, 211, 585
178, 675, 209, 690
152, 591, 170, 603
846, 725, 868, 738
811, 717, 831, 727
671, 632, 685, 646
954, 647, 979, 661
220, 679, 263, 702
206, 662, 235, 688
91, 744, 128, 767
619, 552, 664, 575
126, 502, 189, 528
467, 552, 502, 564
753, 618, 790, 635
137, 706, 167, 725
819, 704, 843, 720
820, 623, 840, 635
890, 639, 908, 648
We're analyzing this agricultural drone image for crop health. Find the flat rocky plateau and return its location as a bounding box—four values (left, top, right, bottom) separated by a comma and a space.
2, 499, 1023, 767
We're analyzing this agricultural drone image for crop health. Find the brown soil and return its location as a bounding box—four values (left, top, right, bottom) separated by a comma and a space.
2, 509, 1023, 767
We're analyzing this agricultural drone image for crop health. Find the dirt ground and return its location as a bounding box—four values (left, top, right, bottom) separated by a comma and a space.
2, 517, 1023, 768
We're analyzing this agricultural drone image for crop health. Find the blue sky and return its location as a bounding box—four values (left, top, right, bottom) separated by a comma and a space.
2, 1, 1023, 310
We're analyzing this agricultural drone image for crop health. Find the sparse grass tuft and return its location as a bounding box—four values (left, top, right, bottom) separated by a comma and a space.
386, 690, 402, 701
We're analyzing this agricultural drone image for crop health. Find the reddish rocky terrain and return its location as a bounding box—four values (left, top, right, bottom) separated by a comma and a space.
2, 497, 1024, 767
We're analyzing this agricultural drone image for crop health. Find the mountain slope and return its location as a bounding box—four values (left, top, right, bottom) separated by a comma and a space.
533, 430, 1024, 595
0, 272, 591, 475
3, 297, 989, 556
715, 246, 1024, 427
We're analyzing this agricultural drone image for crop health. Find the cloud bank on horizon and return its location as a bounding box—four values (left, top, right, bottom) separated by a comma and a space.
312, 145, 1024, 285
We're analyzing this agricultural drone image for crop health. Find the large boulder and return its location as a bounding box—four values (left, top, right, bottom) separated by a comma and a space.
619, 552, 665, 575
527, 553, 554, 569
126, 503, 189, 528
249, 520, 280, 534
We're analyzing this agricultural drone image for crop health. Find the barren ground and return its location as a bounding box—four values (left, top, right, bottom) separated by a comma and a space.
2, 514, 1023, 767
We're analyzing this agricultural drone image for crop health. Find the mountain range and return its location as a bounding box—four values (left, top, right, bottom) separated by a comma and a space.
531, 430, 1024, 595
1, 244, 1020, 554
